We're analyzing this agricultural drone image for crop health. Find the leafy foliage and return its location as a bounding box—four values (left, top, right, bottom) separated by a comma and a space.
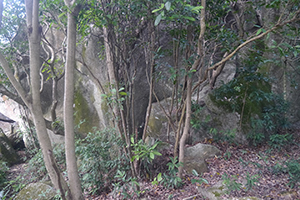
212, 54, 290, 146
160, 157, 183, 189
271, 159, 300, 188
0, 161, 9, 189
26, 143, 66, 182
190, 101, 210, 130
268, 133, 293, 150
75, 128, 127, 195
285, 160, 300, 188
112, 170, 140, 199
210, 128, 237, 145
131, 137, 162, 177
245, 172, 260, 191
190, 169, 208, 185
222, 173, 242, 193
152, 0, 203, 26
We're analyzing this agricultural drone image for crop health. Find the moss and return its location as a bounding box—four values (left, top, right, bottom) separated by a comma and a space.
101, 98, 109, 115
210, 75, 272, 126
212, 191, 221, 197
15, 182, 56, 200
74, 90, 100, 134
147, 114, 167, 138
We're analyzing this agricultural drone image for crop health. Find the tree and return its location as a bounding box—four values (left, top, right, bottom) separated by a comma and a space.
0, 0, 83, 199
63, 0, 84, 199
153, 0, 300, 178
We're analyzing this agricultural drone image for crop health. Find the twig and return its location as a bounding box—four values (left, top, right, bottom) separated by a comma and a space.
182, 194, 200, 200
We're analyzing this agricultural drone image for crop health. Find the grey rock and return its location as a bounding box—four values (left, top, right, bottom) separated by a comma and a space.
0, 128, 19, 166
198, 180, 262, 200
184, 143, 221, 174
15, 182, 57, 200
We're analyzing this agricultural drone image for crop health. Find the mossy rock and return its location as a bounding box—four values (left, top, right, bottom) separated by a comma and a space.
0, 128, 19, 166
15, 182, 57, 200
198, 180, 262, 200
74, 89, 100, 134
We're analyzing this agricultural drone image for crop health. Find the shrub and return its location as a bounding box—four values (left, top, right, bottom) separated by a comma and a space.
268, 133, 293, 149
212, 64, 289, 146
131, 137, 162, 177
25, 143, 66, 182
270, 159, 300, 188
161, 157, 183, 189
210, 128, 237, 145
0, 160, 9, 189
75, 128, 127, 195
285, 160, 300, 188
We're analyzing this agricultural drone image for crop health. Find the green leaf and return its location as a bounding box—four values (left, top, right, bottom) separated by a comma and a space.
191, 6, 204, 11
157, 173, 162, 181
119, 92, 127, 96
266, 32, 270, 40
58, 12, 66, 18
165, 2, 171, 11
155, 13, 162, 26
152, 3, 164, 13
293, 51, 298, 57
183, 16, 195, 21
171, 14, 180, 19
156, 46, 162, 52
150, 152, 154, 159
192, 169, 199, 176
152, 151, 162, 156
256, 28, 262, 35
191, 179, 198, 184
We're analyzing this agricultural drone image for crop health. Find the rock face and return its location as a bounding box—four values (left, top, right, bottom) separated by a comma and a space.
0, 128, 19, 166
15, 182, 57, 200
184, 143, 221, 174
197, 94, 246, 144
146, 61, 238, 144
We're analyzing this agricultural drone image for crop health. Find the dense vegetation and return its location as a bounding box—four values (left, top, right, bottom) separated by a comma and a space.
0, 0, 299, 199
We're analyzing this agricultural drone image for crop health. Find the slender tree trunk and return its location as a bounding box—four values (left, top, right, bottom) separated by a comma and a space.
25, 0, 71, 198
142, 14, 156, 141
63, 1, 84, 199
178, 0, 206, 178
178, 77, 192, 178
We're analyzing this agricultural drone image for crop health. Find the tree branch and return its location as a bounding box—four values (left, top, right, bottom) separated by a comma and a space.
0, 53, 31, 108
208, 9, 300, 71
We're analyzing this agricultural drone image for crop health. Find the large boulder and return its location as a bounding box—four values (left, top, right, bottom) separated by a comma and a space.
146, 61, 237, 145
198, 94, 246, 144
184, 143, 221, 174
15, 182, 57, 200
0, 128, 19, 166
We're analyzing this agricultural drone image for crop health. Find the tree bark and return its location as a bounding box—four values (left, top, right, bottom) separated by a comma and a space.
24, 0, 71, 198
142, 12, 156, 141
178, 0, 206, 178
63, 0, 84, 199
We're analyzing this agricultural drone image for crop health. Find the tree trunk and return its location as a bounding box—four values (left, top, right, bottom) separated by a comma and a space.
178, 76, 192, 178
142, 13, 156, 141
178, 0, 206, 178
25, 0, 71, 198
63, 1, 84, 199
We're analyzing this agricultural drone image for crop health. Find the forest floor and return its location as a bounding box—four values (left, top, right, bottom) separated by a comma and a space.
6, 128, 300, 200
